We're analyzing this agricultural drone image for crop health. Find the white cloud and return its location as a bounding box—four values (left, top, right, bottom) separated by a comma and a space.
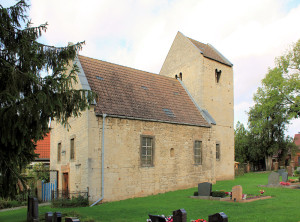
28, 0, 300, 136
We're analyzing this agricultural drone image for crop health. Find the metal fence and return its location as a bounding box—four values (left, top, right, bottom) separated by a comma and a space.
51, 189, 89, 200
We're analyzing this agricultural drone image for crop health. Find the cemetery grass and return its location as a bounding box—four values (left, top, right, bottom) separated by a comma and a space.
1, 172, 300, 222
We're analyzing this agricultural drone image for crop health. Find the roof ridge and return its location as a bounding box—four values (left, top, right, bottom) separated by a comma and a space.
78, 54, 178, 82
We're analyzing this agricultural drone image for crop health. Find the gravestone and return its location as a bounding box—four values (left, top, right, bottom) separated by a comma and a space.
282, 172, 288, 182
54, 212, 62, 222
65, 218, 80, 222
277, 169, 285, 176
198, 182, 212, 196
173, 209, 187, 222
273, 162, 279, 171
208, 212, 228, 222
148, 215, 167, 222
232, 185, 242, 202
45, 212, 53, 222
287, 166, 293, 177
268, 172, 280, 186
297, 167, 300, 172
27, 196, 39, 222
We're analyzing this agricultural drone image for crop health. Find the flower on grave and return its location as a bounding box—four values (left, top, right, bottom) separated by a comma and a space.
280, 182, 291, 186
260, 189, 264, 194
166, 216, 173, 222
242, 194, 247, 200
225, 192, 232, 196
191, 219, 207, 222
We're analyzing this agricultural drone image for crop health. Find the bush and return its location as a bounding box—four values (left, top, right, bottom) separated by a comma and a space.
211, 191, 226, 198
51, 195, 89, 208
0, 198, 26, 209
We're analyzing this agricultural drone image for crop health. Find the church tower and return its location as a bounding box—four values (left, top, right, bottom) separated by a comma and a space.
160, 32, 234, 180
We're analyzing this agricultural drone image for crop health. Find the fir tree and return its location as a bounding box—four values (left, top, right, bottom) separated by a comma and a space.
0, 1, 95, 198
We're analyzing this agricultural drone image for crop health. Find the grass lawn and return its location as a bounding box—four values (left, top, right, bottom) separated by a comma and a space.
1, 172, 300, 222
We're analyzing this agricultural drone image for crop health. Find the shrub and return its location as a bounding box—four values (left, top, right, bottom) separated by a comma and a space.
51, 195, 89, 208
0, 198, 26, 209
211, 191, 226, 198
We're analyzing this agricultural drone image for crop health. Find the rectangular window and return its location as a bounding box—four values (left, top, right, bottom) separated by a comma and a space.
57, 143, 61, 162
216, 143, 220, 161
194, 141, 202, 164
70, 138, 75, 160
141, 136, 154, 167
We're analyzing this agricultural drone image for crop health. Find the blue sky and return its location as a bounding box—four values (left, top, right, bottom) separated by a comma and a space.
4, 0, 300, 136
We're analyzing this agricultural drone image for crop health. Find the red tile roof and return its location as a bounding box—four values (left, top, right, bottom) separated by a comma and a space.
188, 37, 233, 67
294, 134, 300, 147
35, 133, 50, 159
78, 55, 209, 127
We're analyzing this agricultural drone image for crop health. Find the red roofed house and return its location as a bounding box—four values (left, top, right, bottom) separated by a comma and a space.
293, 133, 300, 166
34, 133, 50, 165
50, 32, 234, 203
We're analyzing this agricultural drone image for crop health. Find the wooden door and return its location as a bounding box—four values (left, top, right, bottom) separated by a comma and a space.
62, 173, 69, 198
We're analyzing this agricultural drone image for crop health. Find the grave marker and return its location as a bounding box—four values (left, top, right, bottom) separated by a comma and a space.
208, 212, 228, 222
27, 196, 39, 222
287, 166, 293, 177
277, 169, 285, 176
173, 209, 187, 222
232, 185, 242, 202
54, 212, 62, 222
45, 212, 53, 222
268, 172, 280, 186
198, 182, 212, 196
282, 172, 288, 182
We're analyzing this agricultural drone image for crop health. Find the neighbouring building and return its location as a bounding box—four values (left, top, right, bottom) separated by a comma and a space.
293, 133, 300, 166
50, 32, 234, 203
33, 132, 50, 166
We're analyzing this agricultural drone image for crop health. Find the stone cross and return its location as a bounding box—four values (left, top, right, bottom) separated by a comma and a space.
268, 172, 280, 186
232, 185, 243, 202
198, 182, 212, 196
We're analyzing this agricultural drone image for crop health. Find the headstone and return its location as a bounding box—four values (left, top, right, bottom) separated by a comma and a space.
297, 167, 300, 172
45, 212, 53, 222
54, 212, 62, 222
282, 172, 288, 182
208, 212, 228, 222
198, 182, 212, 196
287, 166, 293, 176
273, 162, 278, 171
148, 215, 167, 222
277, 169, 285, 176
232, 185, 243, 202
268, 172, 280, 186
65, 218, 80, 222
27, 196, 39, 222
173, 209, 187, 222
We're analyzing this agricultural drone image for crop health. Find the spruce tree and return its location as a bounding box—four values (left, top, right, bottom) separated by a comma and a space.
0, 1, 95, 198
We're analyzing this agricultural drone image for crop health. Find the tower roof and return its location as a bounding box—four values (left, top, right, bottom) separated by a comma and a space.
188, 37, 233, 67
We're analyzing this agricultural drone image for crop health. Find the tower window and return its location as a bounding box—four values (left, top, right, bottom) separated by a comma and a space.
215, 69, 222, 83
